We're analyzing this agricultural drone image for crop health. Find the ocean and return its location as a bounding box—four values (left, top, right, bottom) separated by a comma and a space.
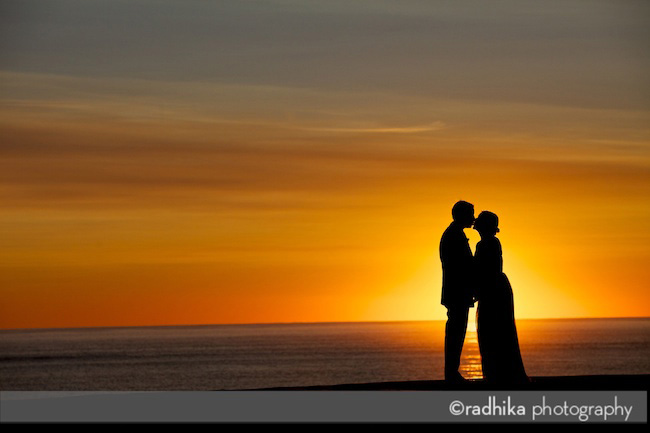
0, 318, 648, 391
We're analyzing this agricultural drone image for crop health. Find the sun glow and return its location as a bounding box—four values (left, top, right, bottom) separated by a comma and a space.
1, 2, 649, 329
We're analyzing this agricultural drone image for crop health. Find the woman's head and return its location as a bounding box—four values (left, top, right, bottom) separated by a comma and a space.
474, 211, 500, 236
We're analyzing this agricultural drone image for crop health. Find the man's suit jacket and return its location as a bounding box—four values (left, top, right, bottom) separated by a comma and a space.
440, 222, 475, 308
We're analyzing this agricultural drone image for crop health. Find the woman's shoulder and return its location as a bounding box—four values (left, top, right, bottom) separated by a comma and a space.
477, 236, 502, 252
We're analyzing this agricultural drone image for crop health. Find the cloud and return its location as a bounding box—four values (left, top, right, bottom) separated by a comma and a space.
2, 0, 648, 109
296, 121, 446, 134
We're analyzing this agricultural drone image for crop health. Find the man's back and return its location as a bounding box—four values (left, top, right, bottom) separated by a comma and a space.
440, 222, 474, 308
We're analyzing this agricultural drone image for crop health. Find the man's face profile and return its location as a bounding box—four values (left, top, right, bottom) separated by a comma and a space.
452, 201, 475, 229
465, 207, 475, 229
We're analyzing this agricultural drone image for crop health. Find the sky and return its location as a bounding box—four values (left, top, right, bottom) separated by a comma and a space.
1, 0, 649, 329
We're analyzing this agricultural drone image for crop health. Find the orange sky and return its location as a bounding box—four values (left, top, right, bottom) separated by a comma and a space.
1, 1, 649, 329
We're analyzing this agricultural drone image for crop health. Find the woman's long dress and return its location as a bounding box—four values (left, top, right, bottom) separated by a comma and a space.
475, 236, 529, 384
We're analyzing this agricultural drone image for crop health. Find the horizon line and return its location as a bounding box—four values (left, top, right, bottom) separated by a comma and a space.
2, 316, 649, 333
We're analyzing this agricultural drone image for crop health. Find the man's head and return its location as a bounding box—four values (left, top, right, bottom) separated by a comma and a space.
451, 200, 475, 228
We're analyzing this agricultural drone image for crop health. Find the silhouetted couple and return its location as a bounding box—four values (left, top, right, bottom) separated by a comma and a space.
440, 200, 528, 385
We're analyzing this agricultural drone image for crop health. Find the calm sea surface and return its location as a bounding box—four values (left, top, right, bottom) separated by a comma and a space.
0, 318, 648, 390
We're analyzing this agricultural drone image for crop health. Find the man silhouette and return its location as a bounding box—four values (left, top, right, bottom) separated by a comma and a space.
440, 200, 476, 382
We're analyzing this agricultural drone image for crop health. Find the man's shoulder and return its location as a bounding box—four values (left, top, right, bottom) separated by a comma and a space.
442, 223, 466, 240
440, 223, 469, 253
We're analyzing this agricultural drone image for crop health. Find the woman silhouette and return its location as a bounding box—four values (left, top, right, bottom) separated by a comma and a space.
473, 211, 529, 385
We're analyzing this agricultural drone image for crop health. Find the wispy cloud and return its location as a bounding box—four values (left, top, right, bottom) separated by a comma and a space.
296, 121, 446, 134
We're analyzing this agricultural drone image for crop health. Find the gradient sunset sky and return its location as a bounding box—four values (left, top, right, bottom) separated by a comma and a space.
1, 0, 649, 329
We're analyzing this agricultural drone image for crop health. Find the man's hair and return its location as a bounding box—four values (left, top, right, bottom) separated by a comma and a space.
451, 200, 474, 221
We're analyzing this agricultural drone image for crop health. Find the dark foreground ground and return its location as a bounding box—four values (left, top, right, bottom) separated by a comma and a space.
1, 375, 646, 422
258, 374, 650, 391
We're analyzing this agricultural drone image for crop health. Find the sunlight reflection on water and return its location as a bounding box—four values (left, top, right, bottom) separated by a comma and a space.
460, 330, 484, 379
